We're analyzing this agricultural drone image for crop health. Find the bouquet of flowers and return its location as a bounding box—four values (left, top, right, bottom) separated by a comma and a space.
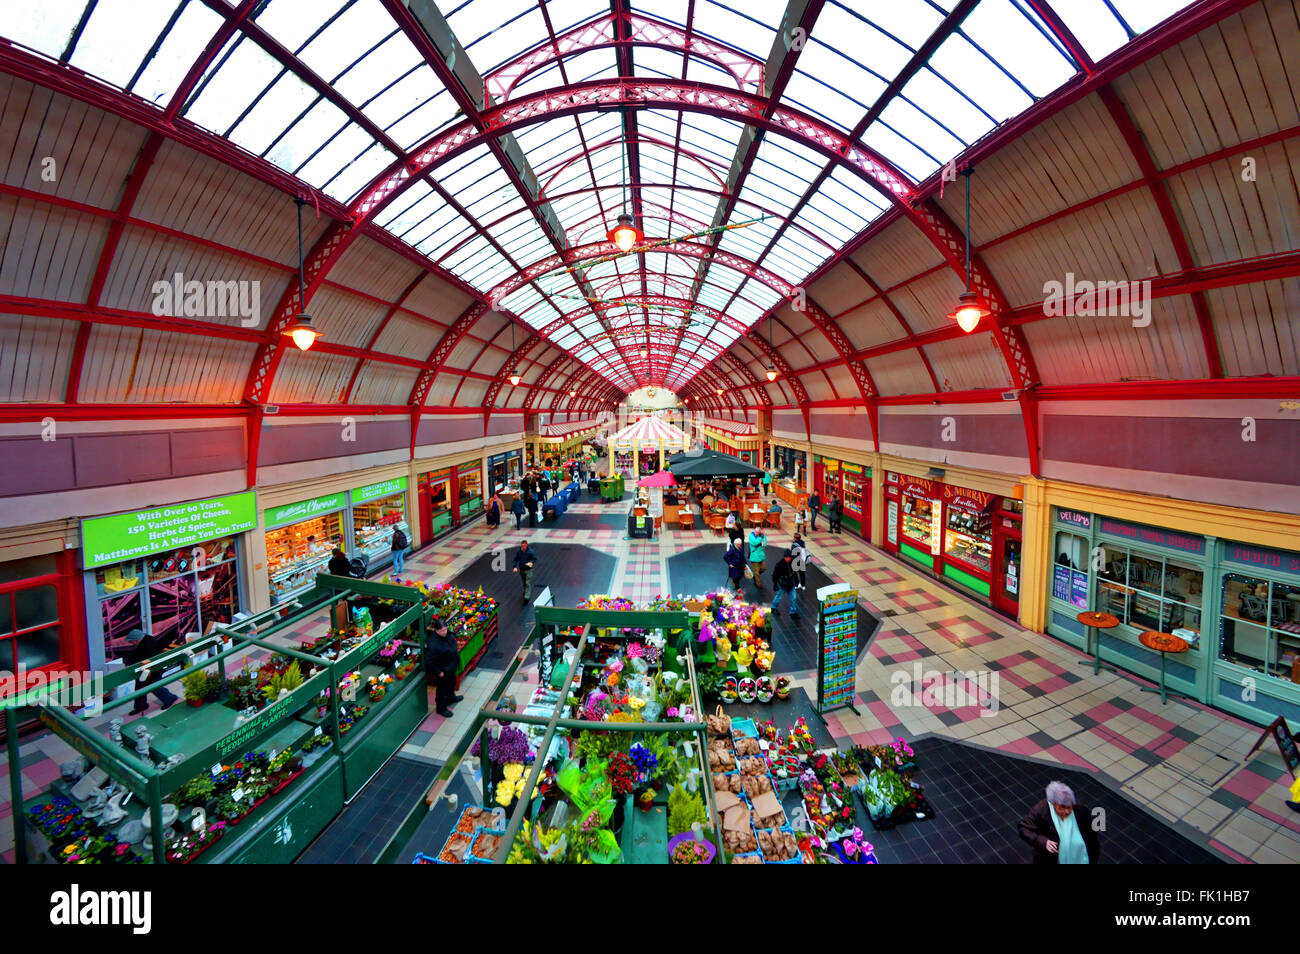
605, 751, 637, 796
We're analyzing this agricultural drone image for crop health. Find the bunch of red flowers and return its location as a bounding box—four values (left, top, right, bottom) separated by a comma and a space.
606, 751, 636, 796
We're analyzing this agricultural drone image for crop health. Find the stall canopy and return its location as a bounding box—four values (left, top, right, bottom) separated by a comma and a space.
636, 470, 678, 488
609, 415, 690, 451
669, 450, 766, 479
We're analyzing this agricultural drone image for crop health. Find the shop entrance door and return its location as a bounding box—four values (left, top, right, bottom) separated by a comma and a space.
993, 517, 1022, 617
424, 479, 452, 539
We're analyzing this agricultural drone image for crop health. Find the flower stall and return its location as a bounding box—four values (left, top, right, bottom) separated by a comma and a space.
423, 583, 499, 684
387, 605, 726, 864
7, 575, 435, 865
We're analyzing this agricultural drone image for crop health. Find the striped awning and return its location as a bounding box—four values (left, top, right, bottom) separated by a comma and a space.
610, 416, 690, 449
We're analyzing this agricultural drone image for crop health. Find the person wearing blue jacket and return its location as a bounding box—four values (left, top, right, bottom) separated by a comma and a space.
723, 539, 745, 592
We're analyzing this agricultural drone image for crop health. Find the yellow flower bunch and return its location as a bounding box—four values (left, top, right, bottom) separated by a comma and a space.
502, 762, 525, 782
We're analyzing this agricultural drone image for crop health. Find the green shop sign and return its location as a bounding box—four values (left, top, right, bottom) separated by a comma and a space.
264, 492, 348, 529
352, 476, 407, 504
82, 492, 257, 569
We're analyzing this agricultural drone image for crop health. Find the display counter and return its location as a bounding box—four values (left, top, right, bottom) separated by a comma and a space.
9, 575, 433, 865
773, 479, 806, 509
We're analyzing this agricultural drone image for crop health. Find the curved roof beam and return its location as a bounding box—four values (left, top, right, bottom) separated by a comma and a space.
485, 11, 765, 103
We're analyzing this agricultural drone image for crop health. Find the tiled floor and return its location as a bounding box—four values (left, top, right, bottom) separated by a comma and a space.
4, 489, 1299, 863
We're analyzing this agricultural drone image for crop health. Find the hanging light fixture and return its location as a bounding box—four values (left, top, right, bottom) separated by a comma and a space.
947, 167, 991, 333
507, 319, 521, 386
606, 114, 643, 252
284, 196, 322, 351
569, 389, 577, 398
764, 313, 778, 382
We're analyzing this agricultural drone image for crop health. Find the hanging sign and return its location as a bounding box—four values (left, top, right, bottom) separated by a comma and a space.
897, 475, 937, 498
264, 492, 348, 530
81, 492, 256, 569
1056, 509, 1092, 529
352, 476, 408, 504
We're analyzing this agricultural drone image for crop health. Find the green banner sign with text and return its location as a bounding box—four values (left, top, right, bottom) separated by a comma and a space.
352, 476, 407, 504
264, 492, 348, 529
81, 492, 257, 569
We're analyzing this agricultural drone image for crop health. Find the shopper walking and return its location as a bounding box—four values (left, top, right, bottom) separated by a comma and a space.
519, 474, 532, 499
793, 505, 808, 536
512, 540, 537, 600
807, 490, 820, 532
538, 473, 551, 501
1017, 781, 1100, 864
770, 550, 799, 618
122, 627, 180, 715
525, 491, 539, 528
487, 492, 503, 528
725, 509, 741, 547
724, 539, 746, 593
829, 494, 843, 534
790, 533, 810, 590
747, 526, 768, 592
762, 470, 773, 496
390, 525, 409, 578
511, 495, 525, 530
425, 615, 464, 718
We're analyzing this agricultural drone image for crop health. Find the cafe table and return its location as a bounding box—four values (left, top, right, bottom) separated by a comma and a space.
1075, 611, 1120, 676
1138, 631, 1193, 705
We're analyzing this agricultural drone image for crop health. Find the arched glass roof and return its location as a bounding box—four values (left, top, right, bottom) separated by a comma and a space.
1, 0, 1197, 393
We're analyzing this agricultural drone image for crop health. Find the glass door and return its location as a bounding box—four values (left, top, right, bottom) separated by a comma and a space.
428, 479, 453, 538
993, 518, 1022, 617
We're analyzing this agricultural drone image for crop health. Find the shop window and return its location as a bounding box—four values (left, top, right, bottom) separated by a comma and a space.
457, 462, 482, 512
98, 536, 242, 660
1220, 575, 1300, 682
266, 513, 343, 602
1097, 545, 1203, 646
0, 552, 80, 688
1052, 531, 1090, 609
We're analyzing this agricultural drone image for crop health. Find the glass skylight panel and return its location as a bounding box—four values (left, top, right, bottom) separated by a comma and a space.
782, 69, 870, 133
385, 88, 460, 150
333, 33, 423, 109
323, 141, 397, 202
297, 0, 393, 80
377, 178, 435, 231
186, 38, 284, 135
542, 0, 607, 34
296, 122, 376, 188
460, 5, 547, 74
0, 0, 88, 59
1111, 0, 1194, 33
959, 0, 1074, 97
253, 0, 344, 53
874, 95, 967, 177
69, 0, 181, 90
691, 1, 777, 58
863, 119, 941, 181
130, 1, 224, 105
926, 31, 1034, 128
1047, 0, 1131, 60
819, 3, 920, 79
228, 72, 319, 155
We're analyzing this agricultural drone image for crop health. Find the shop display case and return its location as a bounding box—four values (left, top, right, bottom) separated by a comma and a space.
8, 576, 431, 865
900, 496, 938, 550
267, 513, 343, 602
352, 494, 406, 565
944, 507, 993, 574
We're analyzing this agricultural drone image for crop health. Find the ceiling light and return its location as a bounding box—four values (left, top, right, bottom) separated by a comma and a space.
285, 196, 322, 351
948, 167, 989, 334
569, 390, 577, 398
285, 315, 321, 352
509, 373, 521, 387
765, 365, 778, 382
716, 388, 723, 396
607, 212, 642, 253
948, 290, 991, 333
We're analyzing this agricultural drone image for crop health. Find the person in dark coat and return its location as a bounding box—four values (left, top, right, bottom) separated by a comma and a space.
511, 495, 525, 530
538, 474, 551, 501
425, 615, 463, 717
770, 550, 799, 618
519, 474, 532, 498
1018, 781, 1100, 864
807, 491, 821, 532
327, 547, 352, 576
723, 539, 745, 592
524, 492, 539, 528
122, 628, 180, 715
512, 541, 537, 599
828, 494, 843, 534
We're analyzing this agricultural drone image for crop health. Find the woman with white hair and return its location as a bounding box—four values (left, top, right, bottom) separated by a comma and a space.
1017, 781, 1100, 864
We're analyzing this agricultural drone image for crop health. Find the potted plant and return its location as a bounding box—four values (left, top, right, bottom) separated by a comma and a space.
173, 774, 214, 808
181, 670, 210, 707
636, 788, 656, 812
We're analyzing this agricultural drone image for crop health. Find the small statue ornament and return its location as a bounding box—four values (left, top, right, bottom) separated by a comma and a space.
133, 725, 154, 760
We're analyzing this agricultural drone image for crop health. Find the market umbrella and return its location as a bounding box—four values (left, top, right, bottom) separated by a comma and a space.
636, 470, 678, 488
669, 450, 765, 479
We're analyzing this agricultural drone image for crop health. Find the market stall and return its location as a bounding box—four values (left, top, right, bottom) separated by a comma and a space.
8, 575, 433, 865
608, 416, 691, 478
424, 583, 499, 685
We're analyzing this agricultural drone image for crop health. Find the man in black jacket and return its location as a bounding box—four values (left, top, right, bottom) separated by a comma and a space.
425, 616, 463, 717
828, 494, 843, 534
770, 550, 799, 618
807, 491, 821, 532
512, 541, 537, 599
524, 492, 539, 528
122, 628, 180, 715
327, 547, 352, 576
